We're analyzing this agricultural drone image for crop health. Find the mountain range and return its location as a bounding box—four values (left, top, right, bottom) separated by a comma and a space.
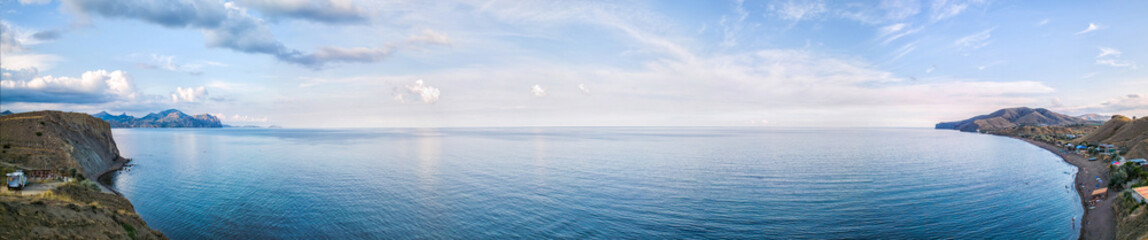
1077, 113, 1112, 122
92, 109, 222, 128
935, 107, 1100, 132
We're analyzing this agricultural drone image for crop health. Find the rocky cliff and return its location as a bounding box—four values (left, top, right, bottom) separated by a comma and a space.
0, 111, 166, 239
1, 111, 123, 179
936, 107, 1098, 132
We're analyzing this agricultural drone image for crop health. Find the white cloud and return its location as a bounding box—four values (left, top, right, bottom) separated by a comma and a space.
407, 29, 452, 46
531, 84, 546, 97
926, 65, 936, 73
879, 0, 921, 20
578, 84, 590, 95
976, 60, 1004, 70
877, 23, 923, 45
1075, 23, 1105, 35
1097, 47, 1122, 58
171, 86, 209, 103
0, 70, 137, 103
890, 42, 916, 61
719, 0, 749, 47
404, 79, 440, 103
1037, 18, 1050, 26
1096, 59, 1137, 69
1, 21, 61, 71
930, 0, 983, 21
230, 114, 269, 122
770, 0, 827, 21
953, 27, 994, 52
135, 54, 223, 75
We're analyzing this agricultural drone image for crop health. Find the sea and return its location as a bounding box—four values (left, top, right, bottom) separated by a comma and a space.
109, 127, 1082, 239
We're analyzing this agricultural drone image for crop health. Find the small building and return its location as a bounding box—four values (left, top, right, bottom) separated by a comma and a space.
1128, 159, 1148, 165
24, 169, 54, 180
1132, 186, 1148, 203
1092, 188, 1108, 199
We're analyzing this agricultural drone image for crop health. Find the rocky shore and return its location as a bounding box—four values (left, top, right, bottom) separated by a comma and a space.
0, 111, 165, 239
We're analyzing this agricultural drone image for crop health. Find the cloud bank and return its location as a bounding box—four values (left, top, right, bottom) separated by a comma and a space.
1, 70, 137, 103
62, 0, 442, 69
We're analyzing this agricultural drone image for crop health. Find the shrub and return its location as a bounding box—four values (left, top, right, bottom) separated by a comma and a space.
35, 132, 42, 136
121, 222, 137, 240
79, 180, 101, 191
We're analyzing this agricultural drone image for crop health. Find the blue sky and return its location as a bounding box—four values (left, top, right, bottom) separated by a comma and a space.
1, 0, 1145, 127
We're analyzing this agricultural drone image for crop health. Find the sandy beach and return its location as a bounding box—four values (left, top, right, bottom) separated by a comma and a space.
1022, 138, 1115, 240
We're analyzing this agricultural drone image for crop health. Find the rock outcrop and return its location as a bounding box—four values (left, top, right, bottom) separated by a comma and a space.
936, 107, 1098, 132
1, 111, 123, 179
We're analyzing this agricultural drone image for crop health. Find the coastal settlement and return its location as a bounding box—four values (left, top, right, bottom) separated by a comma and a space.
938, 107, 1148, 240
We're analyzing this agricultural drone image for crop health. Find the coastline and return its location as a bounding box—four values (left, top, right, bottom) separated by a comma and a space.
1017, 137, 1115, 240
95, 156, 129, 195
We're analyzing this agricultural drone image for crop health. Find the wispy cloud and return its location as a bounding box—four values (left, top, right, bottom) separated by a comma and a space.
578, 84, 590, 95
976, 60, 1004, 70
1097, 47, 1122, 58
1096, 59, 1137, 68
1056, 94, 1148, 114
1075, 23, 1105, 35
890, 42, 916, 61
769, 0, 827, 21
877, 23, 923, 45
879, 0, 921, 20
1095, 47, 1136, 69
1036, 18, 1050, 26
930, 0, 984, 21
719, 0, 749, 47
953, 27, 995, 53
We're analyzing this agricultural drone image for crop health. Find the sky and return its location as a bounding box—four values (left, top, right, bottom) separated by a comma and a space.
1, 0, 1146, 128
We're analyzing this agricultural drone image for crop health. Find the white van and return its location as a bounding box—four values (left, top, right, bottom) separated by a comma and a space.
7, 171, 27, 190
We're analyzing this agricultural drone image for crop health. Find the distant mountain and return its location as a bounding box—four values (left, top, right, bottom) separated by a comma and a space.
92, 109, 222, 128
936, 107, 1099, 132
1077, 113, 1112, 122
0, 110, 12, 116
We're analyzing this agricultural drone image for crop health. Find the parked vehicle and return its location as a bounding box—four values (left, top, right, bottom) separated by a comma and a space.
7, 171, 27, 190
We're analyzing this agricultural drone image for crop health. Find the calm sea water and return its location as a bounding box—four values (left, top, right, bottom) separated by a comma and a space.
110, 127, 1081, 239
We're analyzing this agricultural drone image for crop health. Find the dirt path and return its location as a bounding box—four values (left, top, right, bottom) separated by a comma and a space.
1023, 139, 1115, 240
2, 181, 65, 196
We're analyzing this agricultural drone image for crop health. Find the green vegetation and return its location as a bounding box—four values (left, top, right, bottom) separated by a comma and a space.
121, 222, 138, 240
79, 180, 100, 191
1109, 163, 1147, 189
35, 131, 42, 136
